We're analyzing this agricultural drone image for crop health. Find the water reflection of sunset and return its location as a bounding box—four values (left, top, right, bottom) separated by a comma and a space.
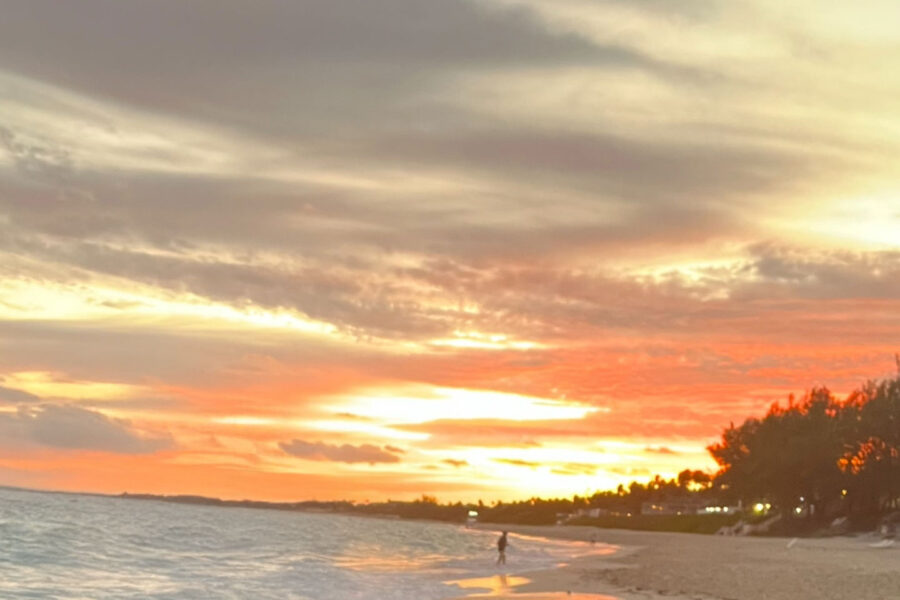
448, 573, 619, 600
448, 574, 531, 596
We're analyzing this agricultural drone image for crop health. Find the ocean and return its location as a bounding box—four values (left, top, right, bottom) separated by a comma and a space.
0, 487, 603, 599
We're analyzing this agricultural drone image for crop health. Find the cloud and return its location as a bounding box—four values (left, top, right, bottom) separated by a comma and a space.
370, 129, 812, 207
551, 462, 598, 476
0, 126, 73, 184
645, 446, 679, 455
608, 466, 652, 478
7, 187, 895, 348
493, 458, 541, 468
279, 439, 402, 464
335, 413, 374, 420
0, 0, 673, 146
442, 458, 469, 468
734, 245, 900, 301
74, 396, 184, 411
0, 385, 40, 404
0, 404, 173, 454
402, 419, 548, 448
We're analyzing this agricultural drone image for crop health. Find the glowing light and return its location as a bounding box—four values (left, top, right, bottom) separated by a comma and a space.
335, 386, 597, 425
0, 273, 337, 333
429, 331, 545, 350
134, 296, 338, 336
213, 416, 277, 426
2, 371, 142, 401
433, 445, 622, 498
309, 420, 429, 441
789, 195, 900, 249
447, 575, 530, 595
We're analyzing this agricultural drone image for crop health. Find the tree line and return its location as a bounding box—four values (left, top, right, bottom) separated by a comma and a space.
709, 374, 900, 524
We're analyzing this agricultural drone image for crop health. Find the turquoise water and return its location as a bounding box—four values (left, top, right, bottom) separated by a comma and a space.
0, 487, 603, 599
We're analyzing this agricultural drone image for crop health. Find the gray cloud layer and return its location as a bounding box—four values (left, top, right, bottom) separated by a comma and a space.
0, 404, 173, 454
279, 439, 402, 464
0, 1, 691, 132
0, 385, 40, 404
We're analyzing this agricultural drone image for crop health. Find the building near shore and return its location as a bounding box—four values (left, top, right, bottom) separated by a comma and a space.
642, 500, 739, 516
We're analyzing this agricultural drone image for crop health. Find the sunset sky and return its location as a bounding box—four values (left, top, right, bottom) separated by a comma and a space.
1, 0, 899, 502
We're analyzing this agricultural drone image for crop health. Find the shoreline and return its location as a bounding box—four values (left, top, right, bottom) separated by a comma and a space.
454, 524, 900, 600
445, 525, 655, 600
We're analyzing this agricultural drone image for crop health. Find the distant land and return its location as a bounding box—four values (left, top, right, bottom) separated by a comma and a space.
119, 491, 355, 514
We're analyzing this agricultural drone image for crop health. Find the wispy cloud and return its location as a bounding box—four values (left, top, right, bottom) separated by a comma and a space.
279, 440, 403, 464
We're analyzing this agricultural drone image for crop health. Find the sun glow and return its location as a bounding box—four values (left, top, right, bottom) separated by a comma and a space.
308, 420, 430, 441
429, 331, 545, 350
803, 196, 900, 249
333, 386, 597, 425
0, 274, 339, 338
2, 371, 144, 401
213, 416, 277, 427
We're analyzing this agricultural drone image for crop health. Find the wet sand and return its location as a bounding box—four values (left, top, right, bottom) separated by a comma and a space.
450, 524, 900, 600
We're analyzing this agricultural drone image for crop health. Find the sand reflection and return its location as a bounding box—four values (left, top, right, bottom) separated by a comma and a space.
448, 573, 531, 595
447, 573, 619, 599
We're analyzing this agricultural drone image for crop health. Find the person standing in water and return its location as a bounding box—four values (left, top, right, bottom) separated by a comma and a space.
496, 531, 508, 565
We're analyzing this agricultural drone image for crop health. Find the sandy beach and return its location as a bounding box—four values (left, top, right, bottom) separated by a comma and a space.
450, 525, 900, 600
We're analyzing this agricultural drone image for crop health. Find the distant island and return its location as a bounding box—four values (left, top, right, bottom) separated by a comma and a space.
120, 371, 900, 537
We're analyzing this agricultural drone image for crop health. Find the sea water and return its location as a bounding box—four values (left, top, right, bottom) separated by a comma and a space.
0, 487, 606, 599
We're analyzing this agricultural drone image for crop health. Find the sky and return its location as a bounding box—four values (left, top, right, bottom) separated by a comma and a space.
1, 0, 899, 503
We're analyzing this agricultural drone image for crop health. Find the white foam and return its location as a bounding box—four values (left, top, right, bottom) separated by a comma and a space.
0, 488, 598, 600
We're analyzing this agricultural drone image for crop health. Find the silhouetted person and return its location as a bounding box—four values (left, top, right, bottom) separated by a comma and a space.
496, 531, 508, 565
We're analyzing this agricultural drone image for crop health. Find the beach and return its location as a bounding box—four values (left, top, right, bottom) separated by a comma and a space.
455, 525, 900, 600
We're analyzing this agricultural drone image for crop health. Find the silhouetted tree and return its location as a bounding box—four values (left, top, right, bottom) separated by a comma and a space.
711, 376, 900, 523
840, 378, 900, 511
